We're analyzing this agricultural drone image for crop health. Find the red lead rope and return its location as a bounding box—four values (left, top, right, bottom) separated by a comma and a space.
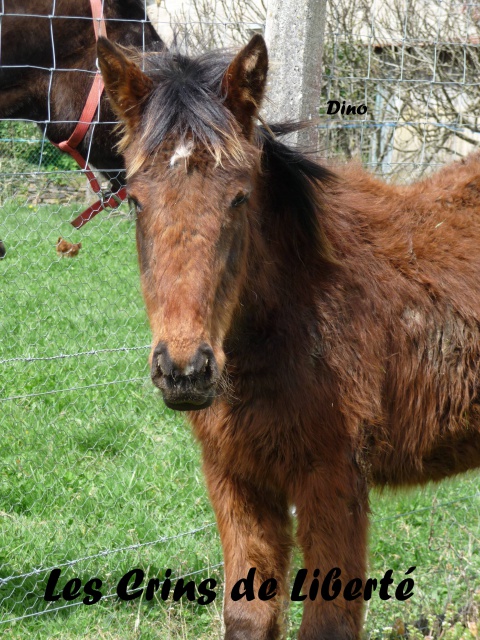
52, 0, 128, 229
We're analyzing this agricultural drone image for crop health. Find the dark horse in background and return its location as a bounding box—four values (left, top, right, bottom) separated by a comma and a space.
97, 33, 480, 639
0, 0, 165, 192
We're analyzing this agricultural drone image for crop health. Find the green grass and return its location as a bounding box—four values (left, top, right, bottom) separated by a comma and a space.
1, 193, 479, 638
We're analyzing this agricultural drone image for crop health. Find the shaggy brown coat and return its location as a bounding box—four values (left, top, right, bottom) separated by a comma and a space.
97, 34, 480, 640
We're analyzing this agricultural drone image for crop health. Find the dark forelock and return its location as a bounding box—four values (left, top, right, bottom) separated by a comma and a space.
138, 49, 240, 159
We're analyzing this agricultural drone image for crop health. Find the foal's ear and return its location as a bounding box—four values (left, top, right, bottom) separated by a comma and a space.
222, 34, 268, 138
97, 37, 153, 130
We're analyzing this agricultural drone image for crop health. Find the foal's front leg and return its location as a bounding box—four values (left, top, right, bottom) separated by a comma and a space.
203, 463, 293, 640
295, 461, 369, 640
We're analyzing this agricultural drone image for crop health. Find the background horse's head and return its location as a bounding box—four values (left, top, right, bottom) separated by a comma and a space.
97, 36, 268, 410
0, 0, 164, 192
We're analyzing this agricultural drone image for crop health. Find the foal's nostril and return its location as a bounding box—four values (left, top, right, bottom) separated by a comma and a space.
150, 342, 219, 410
190, 344, 217, 380
151, 342, 218, 384
151, 342, 172, 379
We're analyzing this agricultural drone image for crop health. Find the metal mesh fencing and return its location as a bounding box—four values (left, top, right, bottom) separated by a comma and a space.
321, 0, 480, 181
0, 1, 479, 638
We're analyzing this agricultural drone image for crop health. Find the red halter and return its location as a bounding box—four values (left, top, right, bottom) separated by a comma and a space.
52, 0, 127, 229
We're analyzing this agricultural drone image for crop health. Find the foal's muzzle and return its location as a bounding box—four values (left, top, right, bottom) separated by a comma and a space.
151, 342, 219, 411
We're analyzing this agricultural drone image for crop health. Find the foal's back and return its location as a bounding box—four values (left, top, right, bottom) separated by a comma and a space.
326, 153, 480, 487
338, 153, 480, 312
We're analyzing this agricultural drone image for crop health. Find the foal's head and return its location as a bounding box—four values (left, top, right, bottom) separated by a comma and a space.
97, 36, 268, 410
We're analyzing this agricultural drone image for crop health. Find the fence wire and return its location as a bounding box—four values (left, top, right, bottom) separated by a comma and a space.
321, 0, 480, 182
0, 1, 479, 639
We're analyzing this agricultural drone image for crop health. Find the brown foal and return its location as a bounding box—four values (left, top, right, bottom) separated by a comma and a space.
97, 34, 480, 639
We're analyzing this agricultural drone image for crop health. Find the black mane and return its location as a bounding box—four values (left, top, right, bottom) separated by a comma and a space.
259, 124, 336, 263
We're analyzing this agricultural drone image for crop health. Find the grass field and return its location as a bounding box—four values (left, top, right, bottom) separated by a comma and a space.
1, 190, 479, 639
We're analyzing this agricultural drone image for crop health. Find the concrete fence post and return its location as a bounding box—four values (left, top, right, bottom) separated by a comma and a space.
263, 0, 328, 148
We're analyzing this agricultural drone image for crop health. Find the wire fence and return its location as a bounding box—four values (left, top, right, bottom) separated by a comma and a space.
320, 0, 480, 181
1, 1, 480, 638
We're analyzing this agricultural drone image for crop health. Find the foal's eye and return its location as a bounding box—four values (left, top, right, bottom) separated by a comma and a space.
230, 191, 249, 208
129, 196, 143, 214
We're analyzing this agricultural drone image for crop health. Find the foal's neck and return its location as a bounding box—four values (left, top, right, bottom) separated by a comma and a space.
240, 178, 327, 327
